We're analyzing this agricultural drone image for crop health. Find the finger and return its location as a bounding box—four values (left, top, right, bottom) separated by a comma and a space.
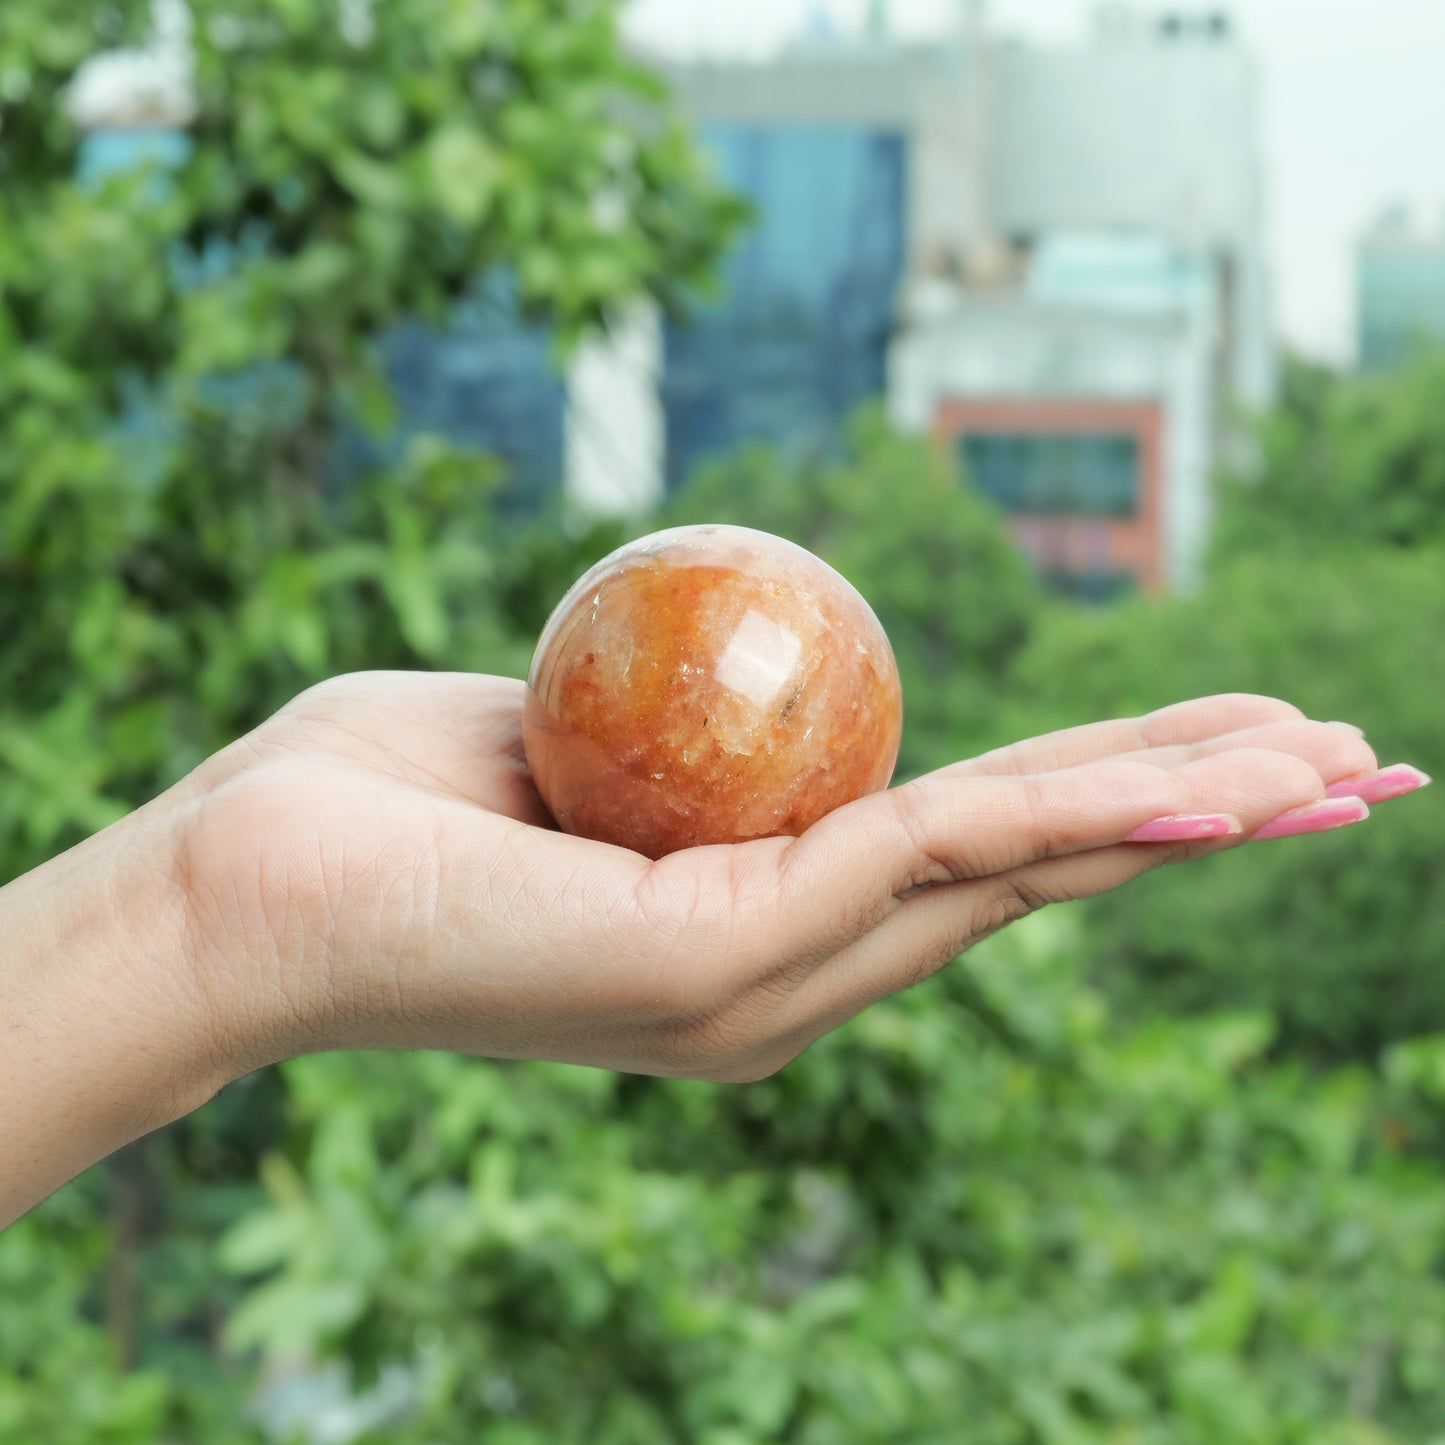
1324, 762, 1431, 804
617, 755, 1177, 1071
943, 694, 1309, 781
756, 745, 1337, 1035
704, 756, 1199, 995
1105, 716, 1377, 784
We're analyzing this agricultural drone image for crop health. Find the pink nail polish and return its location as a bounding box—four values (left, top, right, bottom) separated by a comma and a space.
1324, 764, 1431, 804
1253, 796, 1370, 841
1126, 813, 1243, 843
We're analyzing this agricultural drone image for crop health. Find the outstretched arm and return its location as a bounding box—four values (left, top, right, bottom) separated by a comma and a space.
3, 674, 1422, 1228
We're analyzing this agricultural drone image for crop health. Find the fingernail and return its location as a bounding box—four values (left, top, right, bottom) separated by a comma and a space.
1126, 813, 1244, 843
1324, 763, 1431, 804
1253, 796, 1370, 841
1328, 721, 1367, 738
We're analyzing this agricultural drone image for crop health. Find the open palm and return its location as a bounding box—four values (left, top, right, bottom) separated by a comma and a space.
173, 672, 1376, 1082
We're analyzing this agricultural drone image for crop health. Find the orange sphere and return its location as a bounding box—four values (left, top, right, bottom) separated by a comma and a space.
523, 524, 903, 858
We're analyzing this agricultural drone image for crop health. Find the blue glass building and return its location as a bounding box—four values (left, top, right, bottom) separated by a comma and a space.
77, 129, 565, 516
959, 433, 1140, 518
370, 283, 564, 517
78, 125, 191, 183
1358, 238, 1445, 372
81, 120, 910, 505
662, 124, 909, 490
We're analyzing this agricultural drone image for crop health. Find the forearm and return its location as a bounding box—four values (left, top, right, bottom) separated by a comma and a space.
0, 800, 223, 1228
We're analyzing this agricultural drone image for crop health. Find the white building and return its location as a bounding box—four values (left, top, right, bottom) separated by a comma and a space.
68, 4, 1275, 589
660, 4, 1274, 593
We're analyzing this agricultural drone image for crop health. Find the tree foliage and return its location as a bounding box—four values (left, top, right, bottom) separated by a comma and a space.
1004, 356, 1444, 1059
0, 0, 745, 878
15, 919, 1445, 1443
1211, 353, 1445, 558
0, 0, 736, 1434
4, 6, 1445, 1441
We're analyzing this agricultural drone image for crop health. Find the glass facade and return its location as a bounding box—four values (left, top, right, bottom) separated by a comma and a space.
77, 126, 191, 183
83, 123, 910, 507
76, 130, 565, 516
662, 125, 908, 490
371, 279, 564, 517
1041, 568, 1137, 603
959, 433, 1140, 517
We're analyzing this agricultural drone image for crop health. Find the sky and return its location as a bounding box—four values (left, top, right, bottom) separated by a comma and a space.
623, 0, 1445, 364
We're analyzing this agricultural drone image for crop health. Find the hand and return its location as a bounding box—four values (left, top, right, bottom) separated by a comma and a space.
5, 673, 1423, 1226
171, 674, 1393, 1086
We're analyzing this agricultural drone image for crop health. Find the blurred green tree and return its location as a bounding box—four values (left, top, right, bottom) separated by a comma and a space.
0, 0, 741, 1432
0, 0, 746, 878
1004, 356, 1444, 1059
199, 917, 1445, 1443
1211, 352, 1445, 559
5, 7, 1443, 1441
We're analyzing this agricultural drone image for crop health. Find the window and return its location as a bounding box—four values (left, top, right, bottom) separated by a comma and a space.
959, 432, 1140, 517
663, 126, 909, 489
1042, 568, 1138, 602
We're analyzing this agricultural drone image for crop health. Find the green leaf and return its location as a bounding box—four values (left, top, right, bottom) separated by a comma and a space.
382, 554, 449, 658
424, 124, 499, 226
218, 1208, 305, 1276
286, 242, 353, 301
334, 149, 412, 210
223, 1277, 368, 1355
1188, 1253, 1261, 1356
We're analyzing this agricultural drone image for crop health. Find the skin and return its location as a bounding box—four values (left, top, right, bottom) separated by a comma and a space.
0, 674, 1385, 1228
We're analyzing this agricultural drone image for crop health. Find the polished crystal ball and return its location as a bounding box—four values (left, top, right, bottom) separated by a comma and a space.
523, 524, 903, 858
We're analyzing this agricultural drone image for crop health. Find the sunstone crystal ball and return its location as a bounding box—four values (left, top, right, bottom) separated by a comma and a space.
523, 524, 904, 858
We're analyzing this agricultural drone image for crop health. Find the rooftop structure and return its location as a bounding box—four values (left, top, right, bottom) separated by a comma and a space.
1357, 205, 1445, 371
662, 5, 1274, 594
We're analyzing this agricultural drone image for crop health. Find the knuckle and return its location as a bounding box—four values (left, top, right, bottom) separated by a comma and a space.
277, 672, 365, 717
1009, 876, 1053, 914
1211, 693, 1306, 725
977, 881, 1039, 937
888, 783, 957, 888
1015, 773, 1059, 858
1240, 692, 1307, 722
1090, 757, 1172, 794
655, 969, 807, 1081
1226, 745, 1320, 795
996, 771, 1087, 868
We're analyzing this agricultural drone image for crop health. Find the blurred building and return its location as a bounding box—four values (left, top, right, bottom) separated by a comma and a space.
660, 121, 907, 492
71, 45, 574, 522
1357, 205, 1445, 371
71, 4, 1274, 590
660, 3, 1275, 595
77, 124, 571, 518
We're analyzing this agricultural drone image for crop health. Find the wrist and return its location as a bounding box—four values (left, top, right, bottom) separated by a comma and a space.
0, 794, 229, 1224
